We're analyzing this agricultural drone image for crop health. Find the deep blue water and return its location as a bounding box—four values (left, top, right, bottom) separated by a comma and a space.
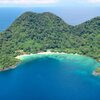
0, 56, 100, 100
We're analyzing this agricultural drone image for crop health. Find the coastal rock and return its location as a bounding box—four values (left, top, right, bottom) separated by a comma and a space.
92, 67, 100, 76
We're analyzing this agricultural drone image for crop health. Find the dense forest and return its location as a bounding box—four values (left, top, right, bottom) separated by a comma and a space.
0, 12, 100, 69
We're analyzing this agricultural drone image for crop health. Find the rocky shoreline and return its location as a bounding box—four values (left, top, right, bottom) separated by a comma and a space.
0, 61, 21, 72
0, 65, 17, 72
92, 67, 100, 76
92, 71, 100, 76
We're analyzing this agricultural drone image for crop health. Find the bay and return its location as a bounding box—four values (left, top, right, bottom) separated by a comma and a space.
0, 54, 100, 100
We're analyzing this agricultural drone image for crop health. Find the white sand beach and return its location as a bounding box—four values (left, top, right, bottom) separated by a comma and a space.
15, 51, 66, 60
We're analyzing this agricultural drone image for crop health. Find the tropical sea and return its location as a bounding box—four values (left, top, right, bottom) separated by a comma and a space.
0, 54, 100, 100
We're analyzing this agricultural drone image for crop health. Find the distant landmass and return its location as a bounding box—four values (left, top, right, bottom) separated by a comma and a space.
0, 11, 100, 71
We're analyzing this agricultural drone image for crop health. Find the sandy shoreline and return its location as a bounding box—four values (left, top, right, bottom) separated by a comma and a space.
37, 51, 65, 54
15, 51, 67, 60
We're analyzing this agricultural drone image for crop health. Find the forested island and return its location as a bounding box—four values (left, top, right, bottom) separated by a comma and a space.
0, 12, 100, 73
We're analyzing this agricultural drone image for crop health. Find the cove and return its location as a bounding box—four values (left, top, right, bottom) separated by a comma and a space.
0, 54, 100, 100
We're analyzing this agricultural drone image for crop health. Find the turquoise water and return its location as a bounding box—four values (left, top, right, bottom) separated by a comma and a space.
0, 54, 100, 100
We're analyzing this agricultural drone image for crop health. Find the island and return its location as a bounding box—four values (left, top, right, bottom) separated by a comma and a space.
0, 12, 100, 73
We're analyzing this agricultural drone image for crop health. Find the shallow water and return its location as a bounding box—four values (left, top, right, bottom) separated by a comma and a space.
0, 55, 100, 100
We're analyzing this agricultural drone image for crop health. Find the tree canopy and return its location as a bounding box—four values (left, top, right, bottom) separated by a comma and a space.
0, 12, 100, 69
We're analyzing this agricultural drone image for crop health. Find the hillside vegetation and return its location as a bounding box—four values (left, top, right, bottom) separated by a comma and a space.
0, 12, 100, 69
